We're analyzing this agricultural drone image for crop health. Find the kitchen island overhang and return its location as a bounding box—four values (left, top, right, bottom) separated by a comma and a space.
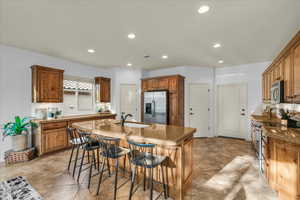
72, 120, 196, 200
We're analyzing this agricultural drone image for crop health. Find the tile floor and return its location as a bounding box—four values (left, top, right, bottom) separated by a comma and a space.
0, 138, 278, 200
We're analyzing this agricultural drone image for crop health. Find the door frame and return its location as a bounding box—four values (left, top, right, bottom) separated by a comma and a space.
119, 84, 139, 121
188, 83, 211, 138
216, 82, 248, 139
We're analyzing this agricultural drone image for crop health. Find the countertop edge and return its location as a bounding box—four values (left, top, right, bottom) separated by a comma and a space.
32, 113, 117, 124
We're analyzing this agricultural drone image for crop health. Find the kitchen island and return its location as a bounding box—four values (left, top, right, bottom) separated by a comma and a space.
72, 120, 196, 200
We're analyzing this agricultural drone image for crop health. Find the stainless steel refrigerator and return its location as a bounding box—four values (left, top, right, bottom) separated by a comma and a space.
143, 91, 168, 124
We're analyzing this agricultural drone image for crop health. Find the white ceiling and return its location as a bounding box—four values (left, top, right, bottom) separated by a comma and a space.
1, 0, 300, 69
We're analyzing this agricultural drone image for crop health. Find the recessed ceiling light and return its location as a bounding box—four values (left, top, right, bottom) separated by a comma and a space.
198, 5, 210, 14
127, 63, 132, 67
218, 60, 224, 64
162, 55, 168, 59
87, 49, 95, 53
127, 33, 136, 39
213, 43, 221, 48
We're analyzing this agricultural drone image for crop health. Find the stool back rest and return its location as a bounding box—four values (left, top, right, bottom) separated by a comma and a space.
127, 139, 156, 166
96, 135, 121, 157
77, 130, 93, 144
66, 127, 76, 140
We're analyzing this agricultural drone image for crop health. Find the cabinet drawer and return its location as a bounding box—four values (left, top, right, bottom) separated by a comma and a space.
42, 121, 67, 130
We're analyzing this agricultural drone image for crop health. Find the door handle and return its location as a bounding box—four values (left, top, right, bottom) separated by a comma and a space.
190, 113, 194, 115
241, 113, 245, 116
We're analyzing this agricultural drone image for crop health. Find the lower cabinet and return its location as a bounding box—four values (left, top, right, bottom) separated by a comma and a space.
36, 114, 116, 156
42, 128, 68, 153
266, 137, 300, 200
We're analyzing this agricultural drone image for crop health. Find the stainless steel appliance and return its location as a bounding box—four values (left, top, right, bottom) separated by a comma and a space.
143, 91, 168, 124
271, 80, 284, 104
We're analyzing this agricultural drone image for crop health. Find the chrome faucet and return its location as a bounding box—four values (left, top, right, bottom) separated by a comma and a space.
121, 113, 133, 126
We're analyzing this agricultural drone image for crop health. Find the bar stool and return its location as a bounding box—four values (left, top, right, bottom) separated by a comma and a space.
95, 136, 130, 200
127, 139, 168, 200
67, 127, 88, 177
77, 131, 101, 182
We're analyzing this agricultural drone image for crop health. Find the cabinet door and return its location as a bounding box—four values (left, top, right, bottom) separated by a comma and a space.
266, 72, 271, 100
169, 93, 178, 125
284, 54, 293, 102
39, 70, 63, 102
95, 77, 111, 102
101, 78, 111, 102
168, 77, 178, 92
42, 128, 67, 153
274, 141, 299, 200
262, 74, 265, 101
293, 42, 300, 101
158, 78, 169, 90
142, 80, 148, 91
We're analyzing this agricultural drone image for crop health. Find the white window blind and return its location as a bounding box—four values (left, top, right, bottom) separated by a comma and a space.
63, 78, 94, 114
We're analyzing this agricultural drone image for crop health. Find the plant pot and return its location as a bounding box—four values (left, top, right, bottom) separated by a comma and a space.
12, 134, 27, 151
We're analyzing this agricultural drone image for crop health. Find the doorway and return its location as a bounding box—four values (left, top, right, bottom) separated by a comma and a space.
217, 83, 247, 139
120, 84, 138, 120
189, 83, 210, 137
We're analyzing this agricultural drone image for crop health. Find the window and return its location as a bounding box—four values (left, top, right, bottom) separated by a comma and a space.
63, 78, 94, 115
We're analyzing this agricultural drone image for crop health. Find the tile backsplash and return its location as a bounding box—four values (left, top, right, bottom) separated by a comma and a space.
261, 103, 300, 119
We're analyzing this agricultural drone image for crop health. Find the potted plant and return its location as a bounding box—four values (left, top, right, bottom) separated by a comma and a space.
2, 116, 37, 151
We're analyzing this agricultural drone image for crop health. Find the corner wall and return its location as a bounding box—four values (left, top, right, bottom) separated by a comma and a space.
143, 66, 216, 137
215, 62, 270, 140
0, 44, 142, 161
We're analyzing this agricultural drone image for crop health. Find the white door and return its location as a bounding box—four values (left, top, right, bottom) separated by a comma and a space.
120, 84, 138, 120
189, 84, 210, 137
217, 83, 247, 139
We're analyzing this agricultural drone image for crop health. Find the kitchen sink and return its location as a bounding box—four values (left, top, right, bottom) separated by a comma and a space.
123, 122, 150, 128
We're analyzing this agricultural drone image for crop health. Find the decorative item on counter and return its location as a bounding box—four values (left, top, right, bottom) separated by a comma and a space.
2, 116, 38, 151
279, 109, 298, 128
47, 107, 62, 119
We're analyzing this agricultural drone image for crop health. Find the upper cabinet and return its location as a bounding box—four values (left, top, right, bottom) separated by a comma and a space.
141, 75, 185, 126
31, 65, 64, 103
95, 77, 111, 103
262, 30, 300, 103
293, 41, 300, 102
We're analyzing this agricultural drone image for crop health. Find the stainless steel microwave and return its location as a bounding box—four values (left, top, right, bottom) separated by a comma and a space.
270, 80, 284, 104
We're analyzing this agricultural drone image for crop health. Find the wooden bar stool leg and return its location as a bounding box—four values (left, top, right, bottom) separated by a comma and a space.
113, 158, 119, 200
88, 152, 94, 189
97, 149, 100, 171
107, 157, 111, 177
143, 168, 147, 191
72, 145, 80, 177
150, 168, 154, 200
77, 149, 86, 182
96, 157, 106, 195
68, 144, 75, 171
161, 164, 167, 199
129, 166, 137, 200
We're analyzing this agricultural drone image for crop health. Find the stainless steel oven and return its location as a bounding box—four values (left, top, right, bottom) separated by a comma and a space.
271, 80, 284, 104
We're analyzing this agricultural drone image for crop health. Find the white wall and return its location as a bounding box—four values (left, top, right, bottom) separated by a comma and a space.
112, 67, 143, 120
0, 44, 142, 161
215, 62, 270, 140
143, 66, 216, 137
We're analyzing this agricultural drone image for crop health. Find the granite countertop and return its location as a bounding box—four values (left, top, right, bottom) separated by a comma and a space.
72, 120, 196, 146
251, 114, 281, 123
251, 114, 300, 145
32, 113, 116, 124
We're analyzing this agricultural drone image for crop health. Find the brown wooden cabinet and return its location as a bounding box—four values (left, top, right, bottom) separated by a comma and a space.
34, 114, 116, 156
31, 65, 64, 103
266, 137, 300, 200
293, 41, 300, 102
262, 30, 300, 103
141, 75, 185, 126
95, 77, 111, 103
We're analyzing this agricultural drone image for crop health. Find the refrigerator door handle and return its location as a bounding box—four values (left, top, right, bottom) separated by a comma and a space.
152, 100, 155, 117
